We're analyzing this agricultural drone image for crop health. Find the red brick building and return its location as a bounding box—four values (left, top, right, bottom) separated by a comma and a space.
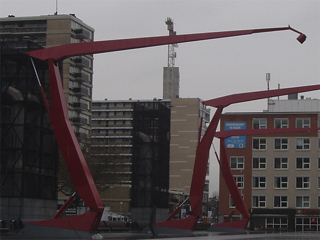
219, 98, 320, 231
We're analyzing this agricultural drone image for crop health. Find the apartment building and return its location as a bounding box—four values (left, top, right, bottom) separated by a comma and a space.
91, 97, 211, 220
0, 14, 94, 221
169, 98, 211, 217
0, 14, 94, 142
219, 96, 320, 231
91, 99, 171, 222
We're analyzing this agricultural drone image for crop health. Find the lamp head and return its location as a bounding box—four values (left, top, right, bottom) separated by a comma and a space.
297, 34, 306, 44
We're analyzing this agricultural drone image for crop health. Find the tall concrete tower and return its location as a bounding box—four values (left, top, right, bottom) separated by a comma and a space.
163, 18, 180, 99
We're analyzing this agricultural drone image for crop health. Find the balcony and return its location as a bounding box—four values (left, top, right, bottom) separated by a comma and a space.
72, 102, 89, 111
75, 132, 89, 139
73, 72, 90, 83
73, 87, 90, 97
71, 117, 88, 125
74, 56, 91, 68
0, 26, 47, 33
74, 28, 91, 40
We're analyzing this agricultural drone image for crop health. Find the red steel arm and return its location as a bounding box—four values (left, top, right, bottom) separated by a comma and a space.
216, 127, 320, 139
204, 84, 320, 108
47, 59, 103, 211
27, 26, 305, 61
26, 25, 308, 233
190, 85, 319, 218
218, 140, 250, 230
157, 84, 319, 230
29, 60, 103, 232
219, 140, 250, 219
53, 193, 76, 219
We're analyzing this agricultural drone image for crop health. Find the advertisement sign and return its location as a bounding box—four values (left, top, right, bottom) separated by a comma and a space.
224, 122, 246, 148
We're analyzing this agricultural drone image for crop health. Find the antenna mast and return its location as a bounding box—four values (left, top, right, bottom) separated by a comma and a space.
266, 73, 271, 110
165, 17, 177, 67
266, 73, 270, 90
55, 0, 58, 15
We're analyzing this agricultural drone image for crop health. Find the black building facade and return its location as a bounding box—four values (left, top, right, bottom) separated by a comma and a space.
1, 41, 59, 221
131, 102, 170, 210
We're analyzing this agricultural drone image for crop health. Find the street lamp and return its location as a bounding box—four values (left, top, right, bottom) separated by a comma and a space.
288, 25, 307, 43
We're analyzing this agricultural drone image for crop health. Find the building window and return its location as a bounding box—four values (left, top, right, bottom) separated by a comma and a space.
318, 196, 320, 208
234, 175, 244, 189
296, 176, 310, 189
296, 157, 310, 169
318, 138, 320, 150
253, 138, 267, 150
274, 118, 289, 128
318, 157, 320, 169
274, 176, 288, 189
318, 176, 320, 189
274, 196, 288, 208
296, 138, 310, 150
274, 138, 288, 150
253, 157, 266, 169
253, 118, 267, 129
267, 217, 288, 230
92, 120, 99, 125
274, 157, 288, 169
296, 217, 319, 231
230, 156, 244, 169
296, 196, 310, 208
296, 118, 310, 128
253, 176, 266, 189
252, 195, 266, 208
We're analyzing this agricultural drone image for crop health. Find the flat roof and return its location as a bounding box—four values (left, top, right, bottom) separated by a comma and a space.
0, 14, 94, 31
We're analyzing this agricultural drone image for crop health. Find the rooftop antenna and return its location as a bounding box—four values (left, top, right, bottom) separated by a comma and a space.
266, 73, 270, 91
165, 17, 177, 67
266, 73, 271, 110
55, 0, 58, 15
163, 17, 180, 99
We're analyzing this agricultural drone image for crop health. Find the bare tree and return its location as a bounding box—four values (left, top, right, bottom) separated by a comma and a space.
57, 142, 123, 196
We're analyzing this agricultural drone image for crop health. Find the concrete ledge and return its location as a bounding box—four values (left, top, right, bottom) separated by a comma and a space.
17, 224, 94, 239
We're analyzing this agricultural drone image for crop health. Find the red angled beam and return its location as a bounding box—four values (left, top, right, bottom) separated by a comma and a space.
47, 59, 103, 211
219, 140, 250, 219
26, 25, 309, 233
156, 84, 319, 231
27, 26, 304, 61
189, 85, 320, 215
28, 60, 103, 233
216, 127, 320, 139
204, 84, 320, 108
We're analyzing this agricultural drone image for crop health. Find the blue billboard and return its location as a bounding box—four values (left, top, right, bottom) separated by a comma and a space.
224, 122, 246, 148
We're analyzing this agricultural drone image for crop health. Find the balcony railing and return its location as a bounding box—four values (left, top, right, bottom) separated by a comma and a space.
73, 87, 90, 97
74, 28, 91, 40
73, 72, 90, 83
72, 102, 89, 110
75, 132, 89, 139
74, 56, 91, 68
71, 117, 88, 125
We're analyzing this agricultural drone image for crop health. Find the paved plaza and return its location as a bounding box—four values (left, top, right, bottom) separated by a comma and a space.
2, 231, 320, 240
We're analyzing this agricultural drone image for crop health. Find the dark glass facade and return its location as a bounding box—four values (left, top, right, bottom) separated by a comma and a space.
1, 41, 58, 219
131, 102, 170, 209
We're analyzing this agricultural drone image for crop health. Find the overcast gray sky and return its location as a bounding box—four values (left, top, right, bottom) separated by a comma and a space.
1, 0, 319, 194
